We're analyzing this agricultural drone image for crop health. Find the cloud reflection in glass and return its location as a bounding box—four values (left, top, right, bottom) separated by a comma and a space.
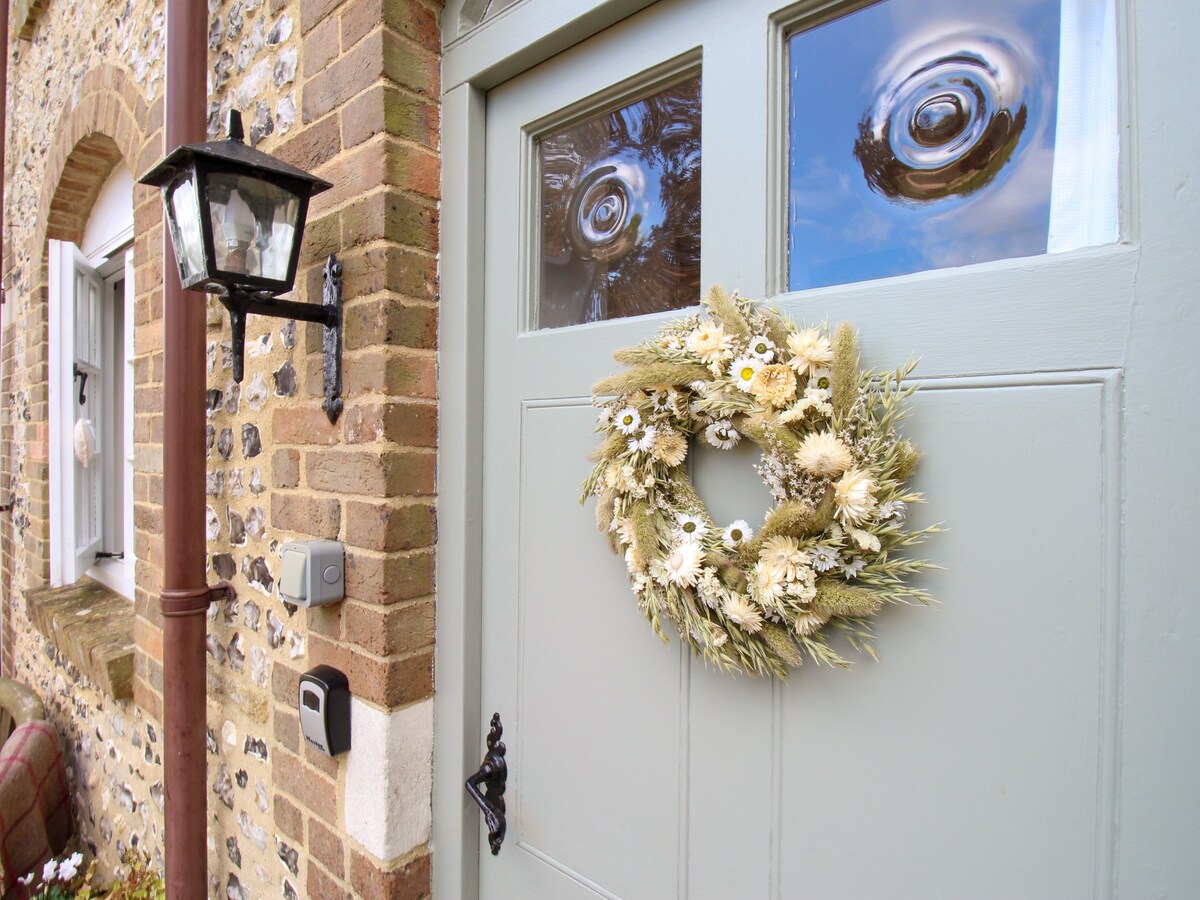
788, 0, 1062, 291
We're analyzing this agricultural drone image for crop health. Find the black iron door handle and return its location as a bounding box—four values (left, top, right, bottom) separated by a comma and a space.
465, 712, 507, 855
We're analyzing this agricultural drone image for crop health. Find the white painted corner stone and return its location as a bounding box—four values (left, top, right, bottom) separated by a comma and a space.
344, 697, 433, 862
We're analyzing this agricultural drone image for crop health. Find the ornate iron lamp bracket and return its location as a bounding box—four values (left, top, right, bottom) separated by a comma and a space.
217, 253, 344, 424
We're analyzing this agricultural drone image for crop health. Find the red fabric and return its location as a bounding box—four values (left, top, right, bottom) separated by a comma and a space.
0, 721, 72, 898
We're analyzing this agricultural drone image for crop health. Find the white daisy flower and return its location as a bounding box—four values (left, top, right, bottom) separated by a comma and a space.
705, 420, 741, 450
747, 334, 776, 361
841, 557, 867, 579
730, 356, 764, 392
597, 406, 613, 424
614, 406, 641, 434
811, 544, 842, 572
628, 425, 658, 454
804, 367, 833, 400
649, 390, 673, 414
878, 499, 907, 521
675, 513, 708, 542
723, 594, 765, 633
723, 520, 754, 547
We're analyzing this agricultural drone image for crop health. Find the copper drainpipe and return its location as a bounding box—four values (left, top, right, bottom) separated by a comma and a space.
160, 0, 209, 895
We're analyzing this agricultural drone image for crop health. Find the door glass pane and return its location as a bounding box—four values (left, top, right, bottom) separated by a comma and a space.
538, 74, 701, 329
787, 0, 1117, 291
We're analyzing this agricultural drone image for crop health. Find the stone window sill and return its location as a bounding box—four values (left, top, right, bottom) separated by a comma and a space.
25, 579, 134, 701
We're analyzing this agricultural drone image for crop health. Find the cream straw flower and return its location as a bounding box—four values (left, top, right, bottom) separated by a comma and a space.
786, 327, 833, 375
748, 363, 797, 408
759, 535, 807, 580
614, 406, 641, 435
795, 431, 853, 477
793, 610, 829, 636
686, 320, 734, 363
723, 594, 765, 633
749, 562, 786, 606
660, 542, 704, 588
652, 428, 688, 467
729, 356, 764, 392
834, 468, 877, 525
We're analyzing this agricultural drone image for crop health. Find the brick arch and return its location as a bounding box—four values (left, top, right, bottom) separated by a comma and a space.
35, 62, 155, 254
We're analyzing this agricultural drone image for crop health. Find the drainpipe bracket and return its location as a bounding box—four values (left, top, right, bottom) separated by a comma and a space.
160, 582, 236, 617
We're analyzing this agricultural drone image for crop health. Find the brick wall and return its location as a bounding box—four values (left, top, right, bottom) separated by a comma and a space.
2, 0, 442, 895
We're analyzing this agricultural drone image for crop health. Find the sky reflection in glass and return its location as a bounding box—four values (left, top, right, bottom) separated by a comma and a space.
788, 0, 1062, 291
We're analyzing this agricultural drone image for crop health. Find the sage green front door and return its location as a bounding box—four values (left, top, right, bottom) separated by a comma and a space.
465, 0, 1196, 896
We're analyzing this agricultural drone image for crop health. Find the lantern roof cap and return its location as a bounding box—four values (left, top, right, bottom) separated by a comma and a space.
138, 109, 332, 195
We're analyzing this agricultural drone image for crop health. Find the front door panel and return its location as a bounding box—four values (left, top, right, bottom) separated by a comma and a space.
479, 1, 1133, 896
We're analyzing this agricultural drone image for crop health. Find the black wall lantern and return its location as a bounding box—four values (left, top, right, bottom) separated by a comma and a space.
139, 110, 345, 423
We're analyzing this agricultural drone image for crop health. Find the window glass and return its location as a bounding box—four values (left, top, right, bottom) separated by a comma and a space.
787, 0, 1115, 291
537, 74, 701, 329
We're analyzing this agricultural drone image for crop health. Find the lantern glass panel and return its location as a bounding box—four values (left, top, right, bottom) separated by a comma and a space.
206, 172, 301, 282
167, 177, 206, 283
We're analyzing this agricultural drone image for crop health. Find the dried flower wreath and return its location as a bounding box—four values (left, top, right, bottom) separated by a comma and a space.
581, 286, 938, 678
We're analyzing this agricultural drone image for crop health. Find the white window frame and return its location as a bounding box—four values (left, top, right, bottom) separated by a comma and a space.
48, 237, 136, 598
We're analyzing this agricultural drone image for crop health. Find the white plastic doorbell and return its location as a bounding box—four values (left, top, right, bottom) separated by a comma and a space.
279, 540, 344, 607
298, 665, 351, 756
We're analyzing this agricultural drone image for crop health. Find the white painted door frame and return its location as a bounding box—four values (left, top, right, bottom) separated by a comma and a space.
436, 0, 1200, 896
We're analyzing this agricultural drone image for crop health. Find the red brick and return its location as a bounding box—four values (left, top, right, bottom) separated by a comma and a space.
344, 299, 436, 351
308, 634, 432, 708
343, 349, 436, 399
274, 792, 306, 843
309, 816, 346, 879
341, 400, 436, 447
306, 449, 434, 497
342, 84, 439, 149
275, 113, 343, 171
307, 859, 350, 899
303, 14, 342, 78
272, 448, 302, 488
343, 500, 434, 551
343, 548, 434, 604
303, 29, 387, 124
273, 746, 339, 824
274, 707, 301, 755
349, 847, 431, 900
301, 0, 343, 33
272, 405, 341, 445
343, 599, 433, 657
271, 492, 342, 539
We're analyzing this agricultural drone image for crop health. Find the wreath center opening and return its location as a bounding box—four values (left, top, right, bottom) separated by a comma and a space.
689, 438, 774, 528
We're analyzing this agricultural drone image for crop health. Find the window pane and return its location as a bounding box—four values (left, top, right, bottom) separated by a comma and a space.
538, 74, 701, 329
787, 0, 1114, 291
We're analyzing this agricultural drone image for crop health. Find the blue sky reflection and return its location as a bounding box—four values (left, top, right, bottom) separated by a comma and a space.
788, 0, 1061, 290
